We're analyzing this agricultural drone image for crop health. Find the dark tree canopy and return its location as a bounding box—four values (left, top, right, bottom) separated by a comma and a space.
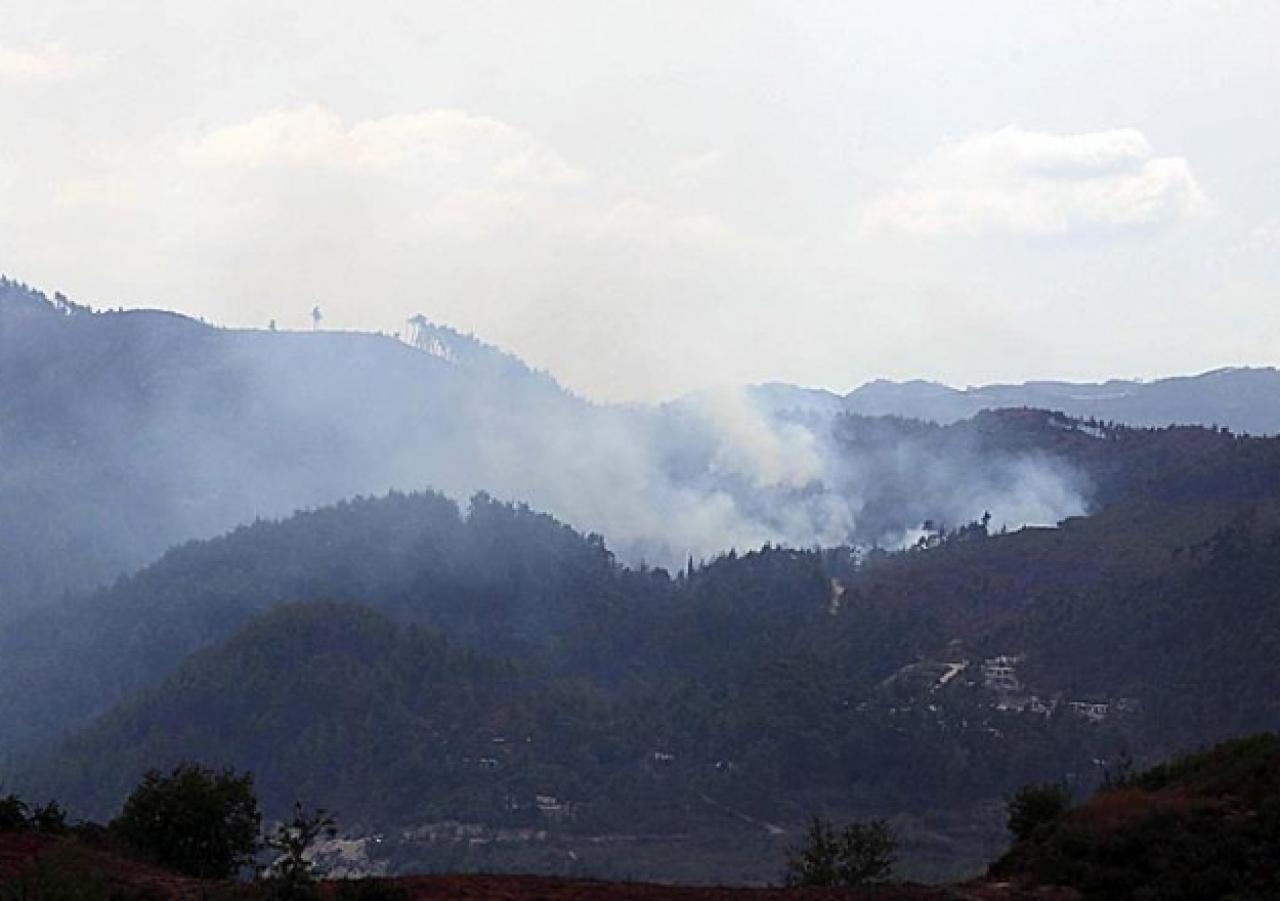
1005, 783, 1071, 841
111, 763, 261, 879
784, 816, 897, 887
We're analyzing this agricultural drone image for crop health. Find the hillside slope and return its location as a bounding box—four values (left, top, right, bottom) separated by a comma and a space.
0, 277, 578, 610
3, 411, 1268, 760
994, 733, 1280, 899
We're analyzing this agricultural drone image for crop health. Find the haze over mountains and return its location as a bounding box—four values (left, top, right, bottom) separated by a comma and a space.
5, 274, 1280, 882
5, 3, 1280, 894
754, 367, 1280, 436
4, 275, 1278, 614
5, 383, 1280, 881
0, 277, 1082, 608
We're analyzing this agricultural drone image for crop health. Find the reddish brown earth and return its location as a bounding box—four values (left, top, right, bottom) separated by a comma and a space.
388, 873, 1078, 900
0, 833, 1078, 900
0, 831, 231, 898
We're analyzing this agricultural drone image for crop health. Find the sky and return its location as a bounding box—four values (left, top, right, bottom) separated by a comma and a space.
1, 0, 1278, 403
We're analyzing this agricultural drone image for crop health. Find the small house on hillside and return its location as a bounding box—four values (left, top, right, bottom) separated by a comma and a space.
982, 655, 1022, 692
1069, 699, 1110, 722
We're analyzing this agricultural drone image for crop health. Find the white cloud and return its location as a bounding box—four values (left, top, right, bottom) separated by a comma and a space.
156, 104, 610, 241
157, 104, 769, 255
863, 126, 1206, 236
0, 43, 91, 83
183, 104, 582, 187
34, 103, 769, 379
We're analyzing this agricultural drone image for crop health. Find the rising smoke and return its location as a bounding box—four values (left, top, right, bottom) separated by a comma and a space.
0, 282, 1090, 610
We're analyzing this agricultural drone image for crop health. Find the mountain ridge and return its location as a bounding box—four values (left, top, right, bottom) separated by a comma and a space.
0, 276, 1108, 613
744, 367, 1280, 435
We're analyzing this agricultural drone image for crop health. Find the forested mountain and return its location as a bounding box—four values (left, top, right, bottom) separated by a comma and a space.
7, 416, 1280, 880
0, 491, 656, 754
0, 277, 576, 611
0, 399, 1253, 757
7, 276, 1275, 622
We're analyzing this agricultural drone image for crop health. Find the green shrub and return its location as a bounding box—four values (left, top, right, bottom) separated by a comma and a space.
111, 763, 261, 879
0, 794, 29, 832
264, 803, 335, 879
28, 800, 69, 835
784, 816, 897, 886
1006, 782, 1071, 841
0, 795, 70, 836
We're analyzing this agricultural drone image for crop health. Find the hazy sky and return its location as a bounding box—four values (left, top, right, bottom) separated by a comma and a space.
2, 1, 1278, 402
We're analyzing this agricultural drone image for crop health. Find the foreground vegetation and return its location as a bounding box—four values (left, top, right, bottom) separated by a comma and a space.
7, 735, 1280, 897
1, 764, 408, 900
995, 733, 1280, 899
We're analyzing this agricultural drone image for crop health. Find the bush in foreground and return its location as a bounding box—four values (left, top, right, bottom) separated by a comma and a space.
111, 763, 261, 879
994, 734, 1280, 900
1005, 782, 1071, 841
784, 815, 897, 887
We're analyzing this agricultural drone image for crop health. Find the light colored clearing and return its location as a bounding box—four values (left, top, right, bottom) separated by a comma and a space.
933, 661, 969, 692
827, 577, 847, 615
697, 792, 786, 836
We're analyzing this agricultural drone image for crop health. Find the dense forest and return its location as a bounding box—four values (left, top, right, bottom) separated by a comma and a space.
4, 413, 1280, 879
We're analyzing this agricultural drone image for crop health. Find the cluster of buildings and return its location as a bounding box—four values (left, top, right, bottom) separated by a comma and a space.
971, 654, 1132, 723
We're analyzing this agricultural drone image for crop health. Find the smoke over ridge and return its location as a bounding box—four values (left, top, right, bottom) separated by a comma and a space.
0, 279, 1089, 607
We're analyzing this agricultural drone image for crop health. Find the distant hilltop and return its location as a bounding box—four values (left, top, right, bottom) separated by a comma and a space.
746, 367, 1280, 436
7, 274, 1275, 435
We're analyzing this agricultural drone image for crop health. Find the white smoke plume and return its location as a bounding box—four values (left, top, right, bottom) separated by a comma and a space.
0, 284, 1092, 601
